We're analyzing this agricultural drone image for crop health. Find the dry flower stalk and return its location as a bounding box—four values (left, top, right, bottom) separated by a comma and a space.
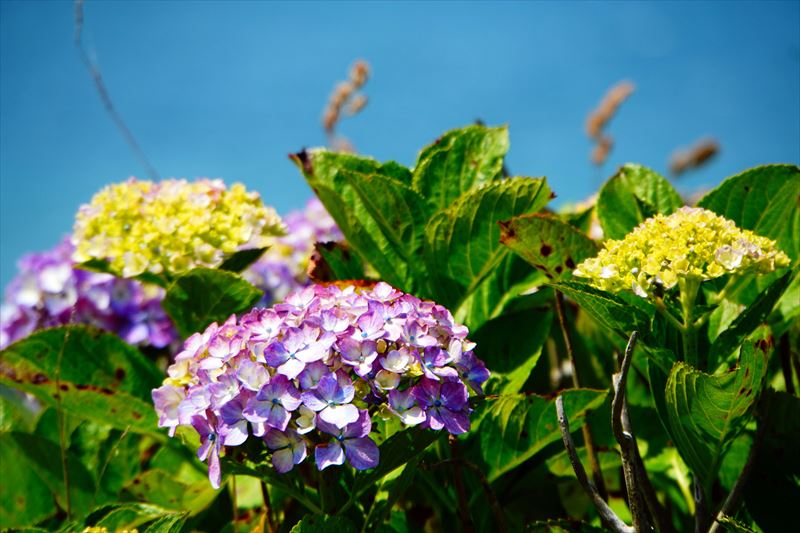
586, 81, 635, 166
669, 137, 720, 176
322, 60, 371, 152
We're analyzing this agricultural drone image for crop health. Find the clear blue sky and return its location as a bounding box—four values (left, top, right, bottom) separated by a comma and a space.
2, 1, 799, 287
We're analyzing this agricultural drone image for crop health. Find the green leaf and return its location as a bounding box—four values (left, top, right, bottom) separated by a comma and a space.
127, 469, 218, 513
162, 267, 262, 338
453, 254, 548, 331
412, 124, 509, 209
474, 310, 553, 395
0, 434, 54, 528
697, 164, 800, 261
479, 388, 608, 482
423, 177, 552, 308
0, 326, 162, 434
144, 512, 190, 533
1, 431, 101, 524
499, 213, 598, 281
709, 268, 795, 368
218, 247, 267, 273
664, 327, 772, 494
338, 169, 429, 289
744, 390, 800, 532
92, 504, 173, 531
291, 149, 424, 291
290, 515, 357, 533
312, 242, 365, 281
550, 280, 651, 339
597, 164, 683, 240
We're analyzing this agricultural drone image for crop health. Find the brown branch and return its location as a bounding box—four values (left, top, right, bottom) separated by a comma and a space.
74, 0, 159, 180
556, 395, 633, 533
612, 332, 651, 532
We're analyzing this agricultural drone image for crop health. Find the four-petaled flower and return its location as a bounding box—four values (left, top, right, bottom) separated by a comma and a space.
315, 410, 379, 471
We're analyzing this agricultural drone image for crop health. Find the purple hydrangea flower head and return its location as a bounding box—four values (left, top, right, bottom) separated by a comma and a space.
1, 238, 177, 349
152, 281, 488, 486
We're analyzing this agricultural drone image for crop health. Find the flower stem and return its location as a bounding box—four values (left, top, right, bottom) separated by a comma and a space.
679, 278, 701, 369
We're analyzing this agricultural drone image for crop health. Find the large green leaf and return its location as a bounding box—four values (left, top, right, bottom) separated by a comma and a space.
597, 164, 683, 240
162, 267, 262, 338
412, 124, 509, 209
549, 280, 651, 339
339, 169, 429, 289
291, 149, 424, 292
423, 177, 552, 308
499, 213, 598, 281
0, 326, 162, 434
474, 310, 553, 395
479, 388, 608, 482
664, 327, 772, 494
697, 164, 800, 261
453, 254, 548, 331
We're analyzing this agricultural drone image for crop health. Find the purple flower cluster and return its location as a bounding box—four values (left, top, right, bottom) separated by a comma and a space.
0, 239, 176, 349
152, 282, 489, 488
244, 198, 342, 305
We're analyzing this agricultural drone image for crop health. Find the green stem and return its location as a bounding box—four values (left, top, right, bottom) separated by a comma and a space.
679, 278, 701, 368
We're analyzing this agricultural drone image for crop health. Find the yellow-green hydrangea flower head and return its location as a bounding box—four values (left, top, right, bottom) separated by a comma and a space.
72, 178, 285, 277
573, 206, 790, 298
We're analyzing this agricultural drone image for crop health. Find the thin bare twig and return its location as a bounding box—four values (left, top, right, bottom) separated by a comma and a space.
556, 395, 633, 533
74, 0, 159, 180
554, 290, 608, 500
612, 332, 651, 532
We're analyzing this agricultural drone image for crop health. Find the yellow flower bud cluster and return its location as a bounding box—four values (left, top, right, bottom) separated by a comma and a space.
72, 178, 285, 277
574, 206, 790, 298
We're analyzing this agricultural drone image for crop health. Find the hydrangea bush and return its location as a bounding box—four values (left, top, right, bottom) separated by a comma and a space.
153, 282, 488, 487
1, 126, 797, 533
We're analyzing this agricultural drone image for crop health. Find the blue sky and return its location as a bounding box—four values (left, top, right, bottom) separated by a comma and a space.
1, 1, 799, 287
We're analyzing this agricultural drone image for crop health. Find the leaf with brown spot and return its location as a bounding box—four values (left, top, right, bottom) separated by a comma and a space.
0, 326, 162, 436
499, 213, 598, 281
